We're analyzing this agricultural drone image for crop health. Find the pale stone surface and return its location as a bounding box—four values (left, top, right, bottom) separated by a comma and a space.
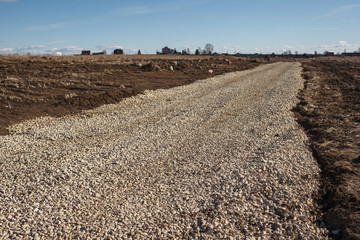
0, 63, 329, 239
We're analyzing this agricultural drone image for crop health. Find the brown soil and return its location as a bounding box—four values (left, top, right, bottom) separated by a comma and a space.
2, 54, 359, 239
0, 55, 263, 135
294, 57, 360, 240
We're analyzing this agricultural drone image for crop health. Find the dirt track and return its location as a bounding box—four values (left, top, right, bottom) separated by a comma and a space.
0, 62, 329, 239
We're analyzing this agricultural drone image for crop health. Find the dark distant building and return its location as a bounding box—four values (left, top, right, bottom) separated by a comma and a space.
341, 52, 360, 56
114, 49, 124, 55
162, 46, 176, 54
93, 50, 106, 55
81, 50, 91, 55
324, 51, 335, 56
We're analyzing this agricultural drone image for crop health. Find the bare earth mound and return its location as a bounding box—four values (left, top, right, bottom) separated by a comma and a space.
0, 55, 262, 135
294, 57, 360, 239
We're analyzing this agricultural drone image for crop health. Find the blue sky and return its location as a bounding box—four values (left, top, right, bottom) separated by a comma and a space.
0, 0, 359, 55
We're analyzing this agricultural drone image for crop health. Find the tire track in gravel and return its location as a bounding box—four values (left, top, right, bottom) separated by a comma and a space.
0, 62, 329, 239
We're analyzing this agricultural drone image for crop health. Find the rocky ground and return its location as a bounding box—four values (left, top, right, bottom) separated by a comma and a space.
0, 62, 329, 239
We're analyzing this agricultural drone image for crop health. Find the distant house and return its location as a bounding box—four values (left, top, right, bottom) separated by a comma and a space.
114, 49, 124, 55
302, 53, 313, 58
93, 50, 106, 55
162, 46, 176, 54
162, 46, 171, 54
324, 51, 335, 56
81, 50, 91, 55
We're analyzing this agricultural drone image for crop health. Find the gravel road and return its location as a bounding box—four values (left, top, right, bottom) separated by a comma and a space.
0, 62, 329, 239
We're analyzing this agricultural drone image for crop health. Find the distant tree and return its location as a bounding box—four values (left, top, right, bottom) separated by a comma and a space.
180, 48, 191, 55
314, 51, 318, 56
195, 49, 200, 55
138, 50, 142, 55
181, 48, 190, 55
283, 50, 292, 55
204, 43, 214, 55
295, 50, 299, 55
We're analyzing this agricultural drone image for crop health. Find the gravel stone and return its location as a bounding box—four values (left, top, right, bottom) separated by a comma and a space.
0, 62, 329, 239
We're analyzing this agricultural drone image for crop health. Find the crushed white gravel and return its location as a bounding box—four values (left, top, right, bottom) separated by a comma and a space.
0, 62, 329, 239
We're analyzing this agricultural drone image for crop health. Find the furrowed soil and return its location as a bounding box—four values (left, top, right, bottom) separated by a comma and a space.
0, 55, 263, 135
294, 57, 360, 239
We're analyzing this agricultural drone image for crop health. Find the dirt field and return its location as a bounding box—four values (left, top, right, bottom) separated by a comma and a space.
294, 57, 360, 239
0, 55, 263, 135
1, 55, 359, 239
0, 62, 327, 239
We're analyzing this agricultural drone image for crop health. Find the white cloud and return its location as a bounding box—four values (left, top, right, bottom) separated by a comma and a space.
0, 43, 140, 55
0, 45, 83, 55
94, 44, 124, 51
27, 22, 67, 31
212, 41, 360, 55
0, 45, 45, 55
122, 48, 140, 54
18, 45, 47, 54
56, 46, 83, 54
1, 41, 359, 56
216, 44, 243, 53
343, 19, 358, 23
278, 41, 360, 54
317, 4, 360, 18
336, 41, 350, 47
284, 44, 295, 49
0, 48, 14, 52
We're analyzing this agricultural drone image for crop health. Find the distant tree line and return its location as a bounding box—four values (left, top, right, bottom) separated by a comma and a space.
158, 43, 215, 56
195, 43, 214, 55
